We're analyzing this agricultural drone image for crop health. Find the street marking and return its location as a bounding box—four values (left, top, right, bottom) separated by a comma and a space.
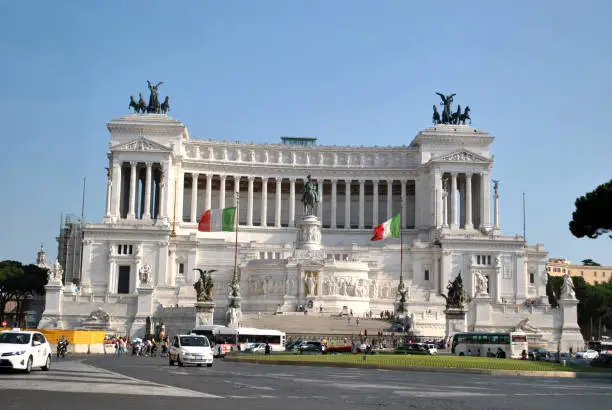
0, 360, 223, 399
394, 390, 507, 398
224, 380, 275, 391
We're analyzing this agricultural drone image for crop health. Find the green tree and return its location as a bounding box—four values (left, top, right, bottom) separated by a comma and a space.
569, 179, 612, 239
581, 259, 601, 266
0, 260, 47, 325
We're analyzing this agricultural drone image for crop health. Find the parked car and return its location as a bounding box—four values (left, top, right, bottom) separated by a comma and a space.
299, 341, 325, 354
168, 334, 213, 367
576, 350, 599, 360
395, 343, 436, 355
0, 329, 51, 373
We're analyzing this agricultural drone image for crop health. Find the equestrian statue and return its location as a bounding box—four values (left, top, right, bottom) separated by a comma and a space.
301, 175, 320, 216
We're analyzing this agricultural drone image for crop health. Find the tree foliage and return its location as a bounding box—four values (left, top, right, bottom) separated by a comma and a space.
569, 179, 612, 239
581, 259, 601, 266
0, 260, 48, 324
546, 274, 612, 340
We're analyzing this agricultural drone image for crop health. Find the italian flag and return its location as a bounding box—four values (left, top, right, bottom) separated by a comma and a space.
371, 214, 401, 241
198, 207, 236, 232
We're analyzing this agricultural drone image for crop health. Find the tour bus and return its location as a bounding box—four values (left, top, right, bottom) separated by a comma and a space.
451, 331, 528, 359
190, 325, 286, 356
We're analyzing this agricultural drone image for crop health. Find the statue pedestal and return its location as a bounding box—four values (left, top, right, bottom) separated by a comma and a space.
296, 215, 322, 251
136, 287, 154, 316
227, 296, 242, 328
445, 308, 467, 339
195, 301, 215, 328
472, 296, 492, 328
39, 282, 64, 329
558, 298, 583, 352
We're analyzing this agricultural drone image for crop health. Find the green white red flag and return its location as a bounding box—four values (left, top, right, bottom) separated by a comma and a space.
198, 207, 236, 232
371, 214, 401, 241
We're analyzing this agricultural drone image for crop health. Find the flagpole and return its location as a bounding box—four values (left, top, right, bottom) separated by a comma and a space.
232, 191, 239, 285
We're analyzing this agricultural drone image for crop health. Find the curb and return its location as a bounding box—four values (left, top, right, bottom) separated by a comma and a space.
223, 357, 612, 379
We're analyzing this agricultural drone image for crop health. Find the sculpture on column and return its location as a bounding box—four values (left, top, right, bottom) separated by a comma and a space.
193, 269, 216, 301
301, 175, 319, 216
474, 271, 488, 296
138, 263, 152, 287
561, 272, 576, 300
433, 92, 472, 125
127, 81, 170, 114
441, 272, 466, 309
493, 180, 499, 198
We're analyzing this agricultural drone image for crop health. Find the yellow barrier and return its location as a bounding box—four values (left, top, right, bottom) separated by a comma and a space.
0, 328, 106, 344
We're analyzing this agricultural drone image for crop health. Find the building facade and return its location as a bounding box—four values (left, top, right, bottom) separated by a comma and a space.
547, 258, 612, 285
40, 113, 583, 350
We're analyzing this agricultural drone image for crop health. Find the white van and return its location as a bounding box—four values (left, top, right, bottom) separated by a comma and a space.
168, 334, 214, 367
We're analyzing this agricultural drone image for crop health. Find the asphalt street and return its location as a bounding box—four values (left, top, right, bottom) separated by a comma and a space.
1, 354, 611, 410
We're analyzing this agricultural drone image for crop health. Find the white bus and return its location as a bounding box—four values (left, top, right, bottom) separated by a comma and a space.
190, 325, 286, 356
451, 332, 528, 359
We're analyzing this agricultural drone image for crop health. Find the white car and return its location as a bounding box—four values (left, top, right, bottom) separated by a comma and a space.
576, 350, 599, 360
0, 329, 52, 373
169, 334, 213, 367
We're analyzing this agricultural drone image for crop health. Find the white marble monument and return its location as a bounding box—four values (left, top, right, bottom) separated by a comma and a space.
36, 101, 581, 348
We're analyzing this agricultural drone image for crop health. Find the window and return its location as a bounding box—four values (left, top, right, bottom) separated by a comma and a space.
117, 265, 130, 294
487, 255, 491, 265
424, 270, 430, 281
178, 263, 184, 274
595, 280, 599, 285
259, 252, 265, 259
117, 244, 133, 255
275, 252, 281, 259
476, 255, 481, 265
529, 272, 535, 284
594, 272, 598, 277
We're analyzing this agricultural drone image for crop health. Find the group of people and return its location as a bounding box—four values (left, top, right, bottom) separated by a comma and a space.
104, 335, 172, 358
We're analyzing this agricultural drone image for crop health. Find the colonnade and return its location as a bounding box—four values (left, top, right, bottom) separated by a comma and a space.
183, 174, 416, 229
106, 160, 167, 221
440, 171, 491, 230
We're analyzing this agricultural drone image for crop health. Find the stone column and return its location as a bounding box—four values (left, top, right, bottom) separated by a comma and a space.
465, 172, 473, 229
493, 183, 500, 232
104, 167, 113, 223
247, 176, 254, 226
434, 169, 443, 228
289, 178, 296, 227
275, 177, 282, 228
205, 174, 212, 211
190, 173, 199, 222
450, 172, 458, 229
331, 179, 337, 229
143, 162, 153, 219
480, 171, 491, 230
108, 248, 116, 293
401, 179, 407, 229
128, 161, 138, 219
386, 179, 393, 219
157, 163, 169, 224
317, 178, 323, 221
358, 179, 365, 229
261, 177, 268, 227
219, 175, 227, 209
111, 160, 122, 219
372, 180, 379, 226
344, 179, 351, 229
442, 189, 449, 228
176, 170, 184, 223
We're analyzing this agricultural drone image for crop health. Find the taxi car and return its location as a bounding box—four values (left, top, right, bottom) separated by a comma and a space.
168, 334, 214, 367
0, 329, 52, 373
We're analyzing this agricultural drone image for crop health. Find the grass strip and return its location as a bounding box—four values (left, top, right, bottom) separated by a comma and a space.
229, 353, 611, 373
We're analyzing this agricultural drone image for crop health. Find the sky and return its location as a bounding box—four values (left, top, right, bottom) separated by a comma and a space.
0, 0, 611, 265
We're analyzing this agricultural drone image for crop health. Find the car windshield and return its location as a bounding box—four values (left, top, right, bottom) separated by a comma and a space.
0, 333, 31, 344
180, 336, 209, 347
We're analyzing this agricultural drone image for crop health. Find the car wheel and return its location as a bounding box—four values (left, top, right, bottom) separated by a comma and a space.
42, 355, 51, 371
24, 356, 33, 374
178, 357, 184, 367
207, 363, 213, 367
197, 364, 202, 367
169, 354, 175, 366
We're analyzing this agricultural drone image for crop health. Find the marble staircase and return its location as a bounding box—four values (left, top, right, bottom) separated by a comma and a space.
240, 312, 391, 335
